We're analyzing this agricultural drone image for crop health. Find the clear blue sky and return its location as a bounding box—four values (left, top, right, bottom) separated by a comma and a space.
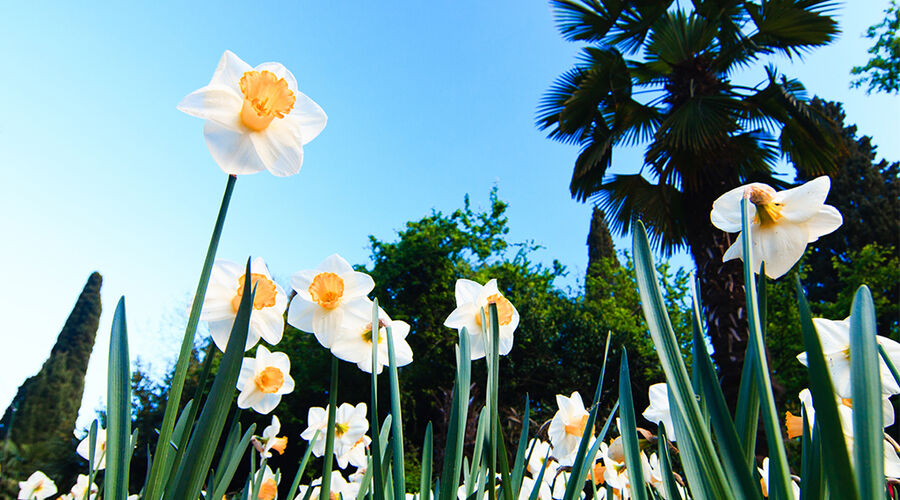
0, 1, 897, 428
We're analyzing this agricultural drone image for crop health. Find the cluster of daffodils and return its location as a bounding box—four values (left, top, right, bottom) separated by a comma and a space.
790, 317, 900, 478
535, 391, 686, 500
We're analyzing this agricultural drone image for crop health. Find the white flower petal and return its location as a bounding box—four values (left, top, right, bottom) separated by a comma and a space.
208, 50, 253, 89
342, 273, 376, 300
287, 299, 317, 333
756, 222, 809, 278
177, 85, 242, 126
285, 91, 328, 144
805, 206, 843, 241
249, 121, 304, 177
203, 120, 267, 175
777, 176, 831, 221
455, 279, 484, 305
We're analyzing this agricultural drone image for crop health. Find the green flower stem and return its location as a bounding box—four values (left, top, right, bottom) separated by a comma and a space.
321, 356, 339, 500
144, 174, 236, 500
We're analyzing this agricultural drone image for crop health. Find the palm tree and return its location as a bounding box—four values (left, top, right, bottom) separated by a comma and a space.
539, 0, 841, 406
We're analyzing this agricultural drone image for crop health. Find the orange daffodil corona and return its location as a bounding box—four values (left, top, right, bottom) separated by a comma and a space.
710, 176, 842, 278
178, 50, 327, 176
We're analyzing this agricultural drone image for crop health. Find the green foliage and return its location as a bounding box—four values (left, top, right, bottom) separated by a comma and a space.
0, 272, 102, 488
851, 0, 900, 94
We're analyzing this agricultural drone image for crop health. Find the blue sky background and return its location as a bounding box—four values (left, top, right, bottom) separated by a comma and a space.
0, 1, 897, 429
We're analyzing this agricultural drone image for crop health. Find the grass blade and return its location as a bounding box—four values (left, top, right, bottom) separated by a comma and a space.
287, 430, 319, 500
320, 356, 340, 500
849, 285, 885, 498
145, 174, 235, 500
439, 328, 471, 500
739, 199, 792, 500
510, 397, 530, 494
799, 409, 823, 500
618, 349, 648, 500
795, 277, 858, 499
387, 324, 406, 499
209, 422, 256, 500
657, 425, 682, 500
691, 287, 763, 500
370, 298, 386, 500
632, 221, 733, 499
735, 271, 766, 465
165, 257, 253, 500
420, 423, 433, 500
106, 297, 132, 500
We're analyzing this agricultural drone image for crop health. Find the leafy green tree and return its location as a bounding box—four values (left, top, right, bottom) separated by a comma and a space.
796, 98, 899, 335
851, 0, 900, 94
0, 272, 102, 488
538, 0, 841, 406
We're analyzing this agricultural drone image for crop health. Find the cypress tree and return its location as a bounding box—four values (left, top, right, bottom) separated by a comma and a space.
0, 272, 102, 479
585, 207, 618, 303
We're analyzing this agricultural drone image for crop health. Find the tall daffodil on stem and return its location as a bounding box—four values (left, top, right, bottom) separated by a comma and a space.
710, 176, 842, 278
177, 50, 327, 176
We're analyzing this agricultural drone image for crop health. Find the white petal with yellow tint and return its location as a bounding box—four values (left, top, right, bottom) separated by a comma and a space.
754, 221, 810, 278
203, 120, 267, 175
207, 50, 253, 89
286, 92, 328, 144
330, 299, 414, 374
236, 346, 294, 414
177, 85, 243, 126
805, 206, 843, 242
776, 176, 831, 221
255, 61, 298, 93
250, 120, 304, 177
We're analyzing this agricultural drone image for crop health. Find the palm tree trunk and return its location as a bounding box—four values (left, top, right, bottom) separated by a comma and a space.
684, 190, 748, 411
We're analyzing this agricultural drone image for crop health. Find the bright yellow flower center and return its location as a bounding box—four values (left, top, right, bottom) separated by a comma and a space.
258, 478, 278, 500
564, 414, 589, 437
309, 272, 344, 309
748, 185, 784, 227
254, 366, 285, 394
232, 273, 278, 312
239, 70, 296, 132
335, 422, 349, 438
474, 293, 515, 328
362, 319, 389, 344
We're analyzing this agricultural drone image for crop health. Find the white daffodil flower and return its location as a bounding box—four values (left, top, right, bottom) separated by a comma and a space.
758, 458, 800, 499
601, 439, 652, 498
258, 415, 288, 458
548, 392, 591, 462
288, 254, 376, 349
68, 474, 98, 500
236, 346, 295, 414
643, 383, 678, 442
330, 299, 414, 374
337, 434, 371, 469
443, 278, 519, 360
295, 472, 357, 500
835, 404, 900, 478
796, 317, 900, 398
786, 387, 895, 440
202, 257, 288, 352
710, 176, 842, 278
177, 50, 327, 176
300, 402, 369, 461
518, 476, 553, 500
17, 471, 57, 500
252, 465, 279, 500
76, 427, 107, 470
526, 438, 557, 484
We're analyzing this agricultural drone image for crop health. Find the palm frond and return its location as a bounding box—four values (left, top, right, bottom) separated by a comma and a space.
537, 68, 592, 145
746, 0, 840, 59
655, 95, 741, 153
551, 0, 627, 42
644, 9, 718, 66
570, 125, 615, 201
596, 174, 688, 254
